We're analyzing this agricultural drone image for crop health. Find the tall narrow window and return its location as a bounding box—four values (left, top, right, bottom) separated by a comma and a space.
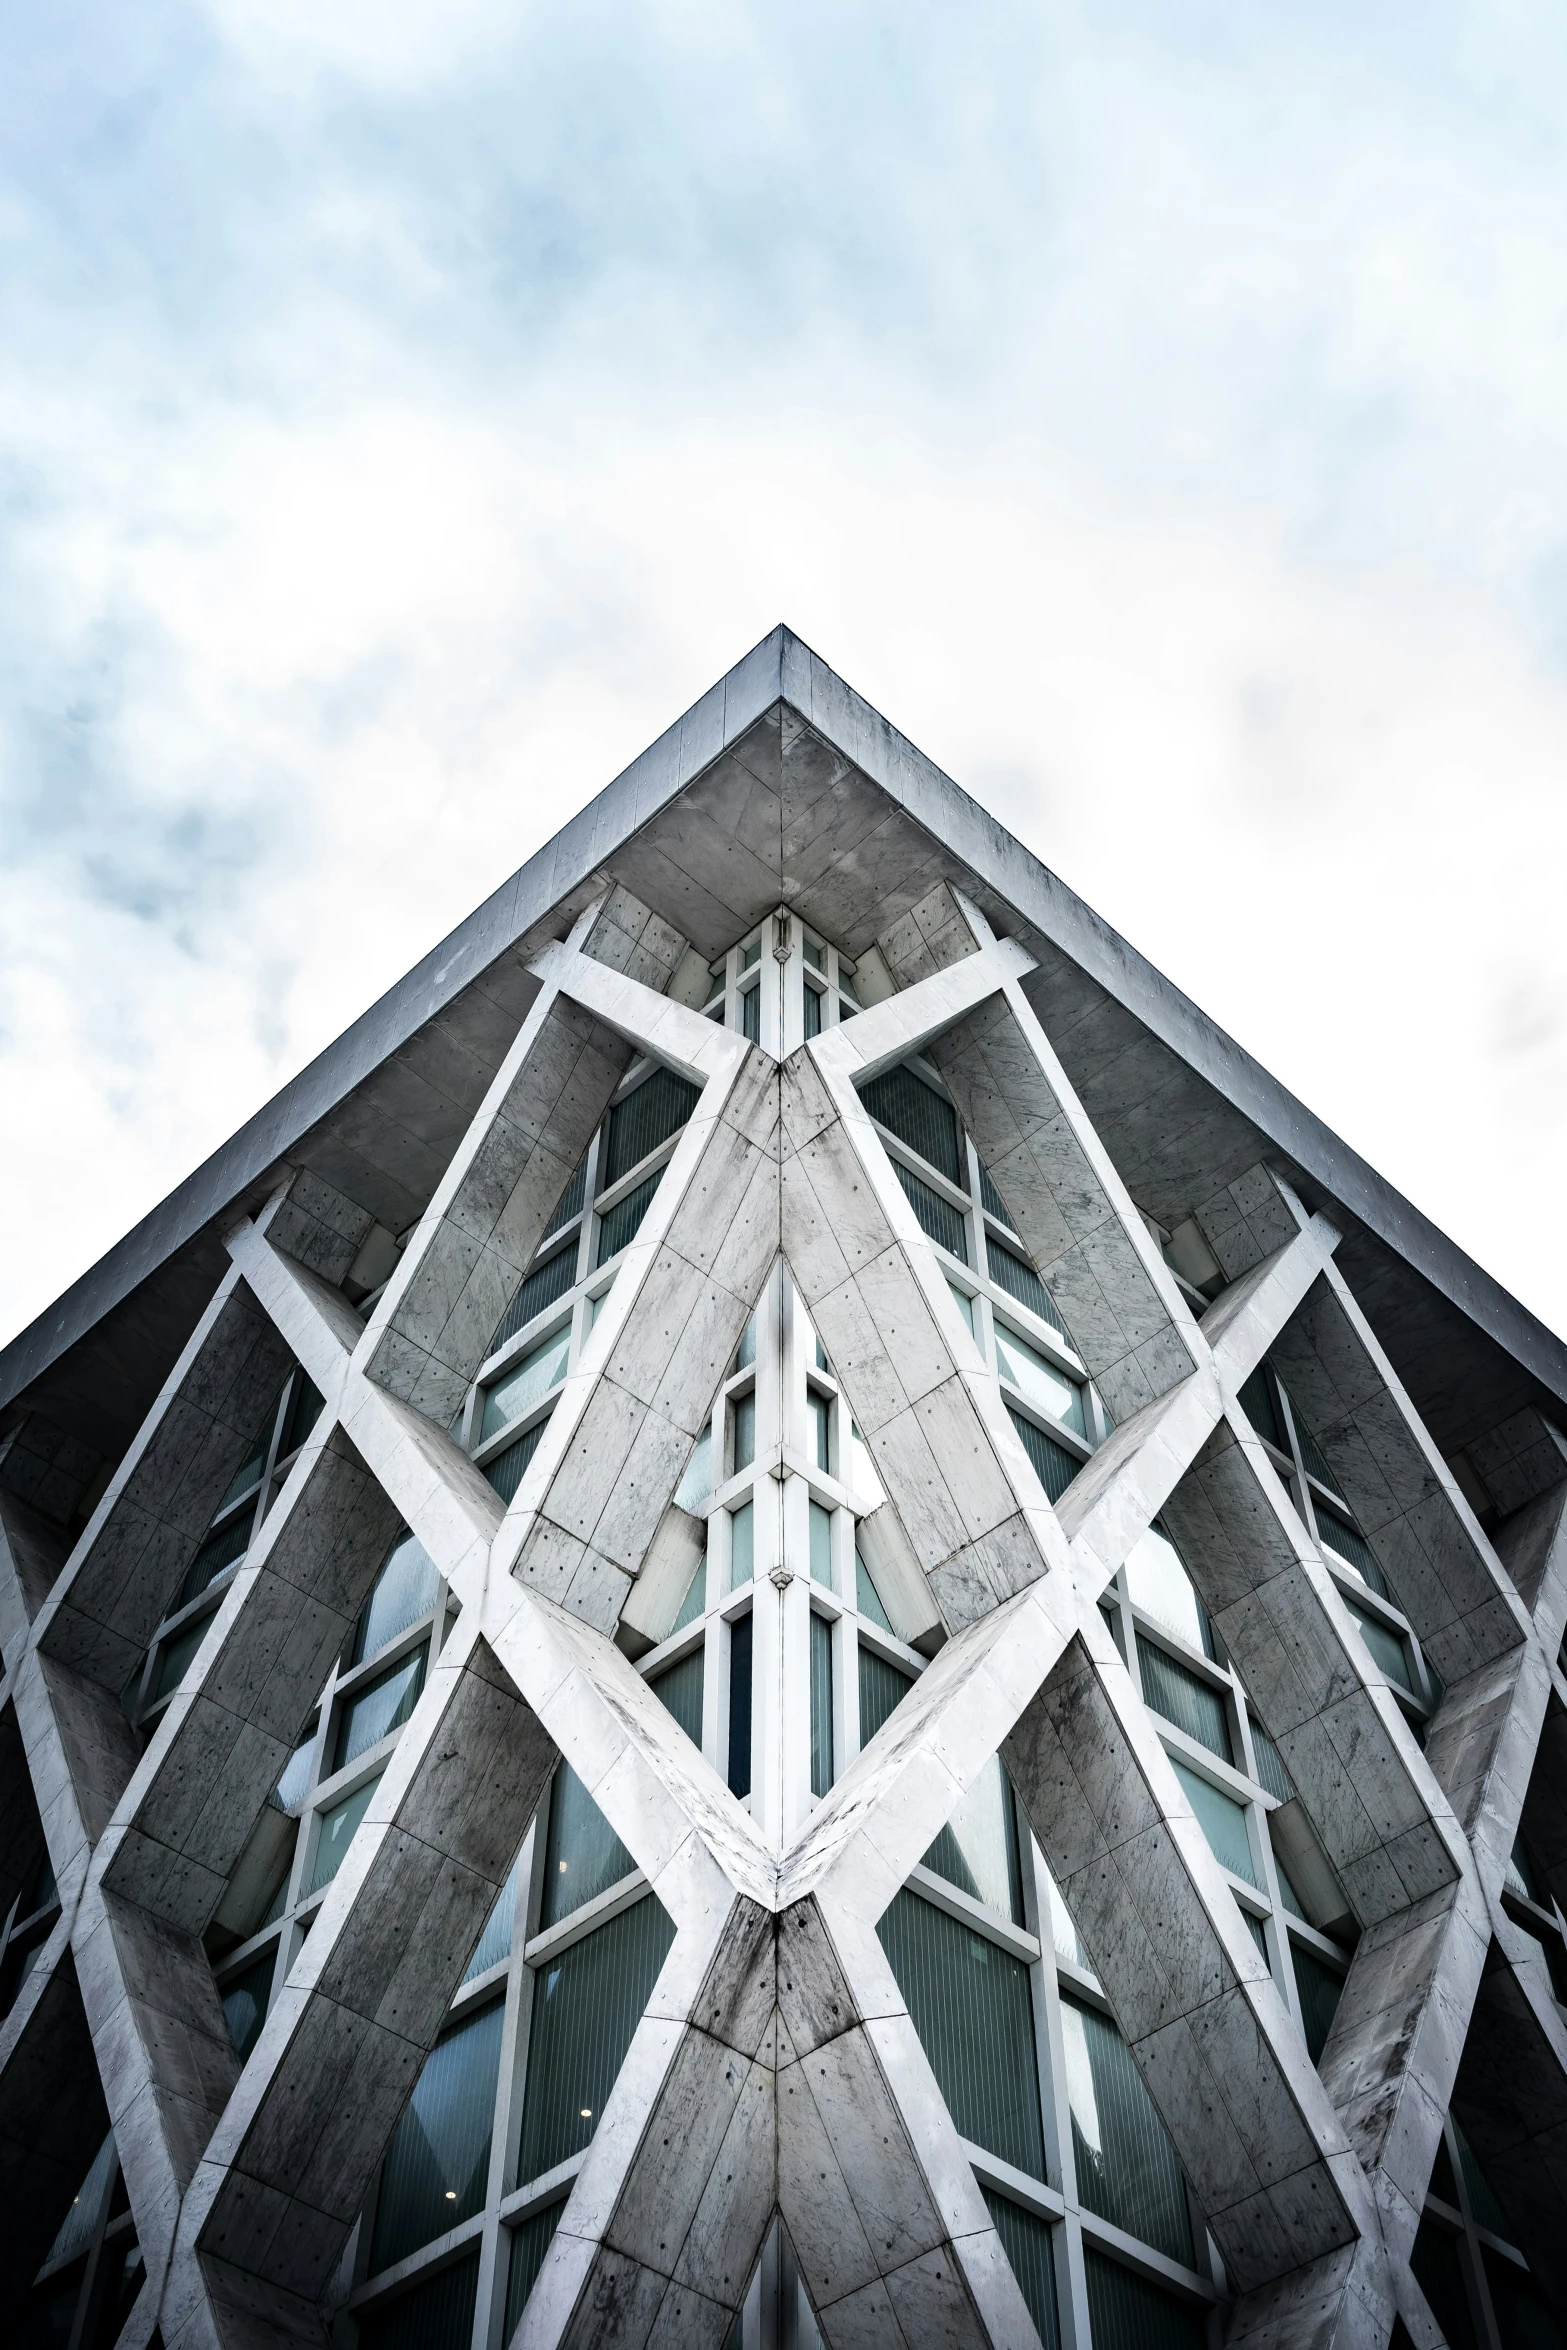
878, 1888, 1045, 2179
1060, 1994, 1193, 2265
728, 1614, 753, 1798
517, 1897, 675, 2182
809, 1613, 834, 1798
541, 1764, 636, 1929
370, 2001, 505, 2271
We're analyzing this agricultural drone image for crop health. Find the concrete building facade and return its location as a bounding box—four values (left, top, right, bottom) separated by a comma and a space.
3, 627, 1567, 2350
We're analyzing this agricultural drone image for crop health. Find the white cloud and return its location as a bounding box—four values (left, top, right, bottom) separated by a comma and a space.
4, 0, 1567, 1369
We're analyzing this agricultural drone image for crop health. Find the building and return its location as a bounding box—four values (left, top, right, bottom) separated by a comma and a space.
2, 626, 1566, 2350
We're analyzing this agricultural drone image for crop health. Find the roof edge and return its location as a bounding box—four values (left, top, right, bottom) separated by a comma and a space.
5, 622, 1565, 1429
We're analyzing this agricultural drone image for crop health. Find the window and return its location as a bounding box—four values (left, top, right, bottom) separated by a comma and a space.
335, 1650, 426, 1772
879, 1887, 1046, 2179
353, 1532, 440, 1665
1061, 1995, 1193, 2265
308, 1773, 382, 1894
809, 1613, 834, 1798
370, 2001, 505, 2270
517, 1897, 676, 2182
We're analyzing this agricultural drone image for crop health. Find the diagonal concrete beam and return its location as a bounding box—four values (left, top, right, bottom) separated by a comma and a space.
1162, 1412, 1461, 1928
34, 1179, 371, 1695
881, 884, 1203, 1428
1263, 1239, 1529, 1687
356, 897, 646, 1426
1, 1491, 240, 2327
1003, 1613, 1368, 2297
97, 1426, 404, 1933
167, 1617, 556, 2350
1226, 1476, 1567, 2341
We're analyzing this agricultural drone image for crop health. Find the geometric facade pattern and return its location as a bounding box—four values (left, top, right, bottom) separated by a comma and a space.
4, 628, 1567, 2350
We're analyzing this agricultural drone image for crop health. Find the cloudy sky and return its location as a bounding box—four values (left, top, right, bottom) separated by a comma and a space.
4, 0, 1567, 1350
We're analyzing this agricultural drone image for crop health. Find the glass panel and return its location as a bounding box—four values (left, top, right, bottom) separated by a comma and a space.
26, 1850, 59, 1916
542, 1764, 636, 1929
506, 2202, 564, 2338
308, 1773, 382, 1894
518, 1894, 676, 2182
1454, 2116, 1515, 2240
671, 1557, 706, 1633
947, 1281, 976, 1336
1505, 1835, 1543, 1904
1081, 2248, 1207, 2349
1290, 1942, 1344, 2064
810, 1613, 834, 1799
154, 1615, 213, 1702
1040, 1859, 1094, 1971
878, 1888, 1045, 2178
808, 1391, 831, 1472
894, 1161, 968, 1263
1250, 1717, 1294, 1804
354, 1532, 440, 1666
728, 1615, 753, 1798
220, 1954, 273, 2062
1236, 1365, 1283, 1449
803, 982, 822, 1039
741, 981, 761, 1043
279, 1373, 324, 1457
1060, 1994, 1193, 2265
358, 2253, 480, 2350
335, 1649, 426, 1773
729, 1501, 754, 1588
652, 1650, 704, 1747
994, 1326, 1084, 1436
1169, 1756, 1258, 1886
855, 1549, 895, 1633
216, 1429, 270, 1515
1286, 1394, 1345, 1501
489, 1239, 579, 1359
1240, 1905, 1269, 1965
369, 2003, 504, 2270
981, 2189, 1060, 2350
733, 1314, 757, 1373
1409, 2216, 1480, 2350
675, 1426, 712, 1511
1138, 1644, 1232, 1765
43, 2133, 117, 2272
543, 1153, 588, 1240
1273, 1848, 1306, 1917
988, 1238, 1067, 1338
1124, 1525, 1212, 1658
597, 1168, 666, 1264
740, 938, 761, 971
481, 1328, 571, 1441
858, 1646, 914, 1743
979, 1162, 1014, 1228
463, 1856, 519, 1984
1006, 1406, 1080, 1504
922, 1756, 1023, 1924
1482, 2249, 1565, 2350
604, 1067, 701, 1186
732, 1392, 756, 1472
1430, 2130, 1460, 2206
485, 1416, 550, 1504
180, 1514, 251, 1608
1341, 1594, 1415, 1693
1316, 1507, 1389, 1597
860, 1067, 964, 1185
809, 1500, 833, 1585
